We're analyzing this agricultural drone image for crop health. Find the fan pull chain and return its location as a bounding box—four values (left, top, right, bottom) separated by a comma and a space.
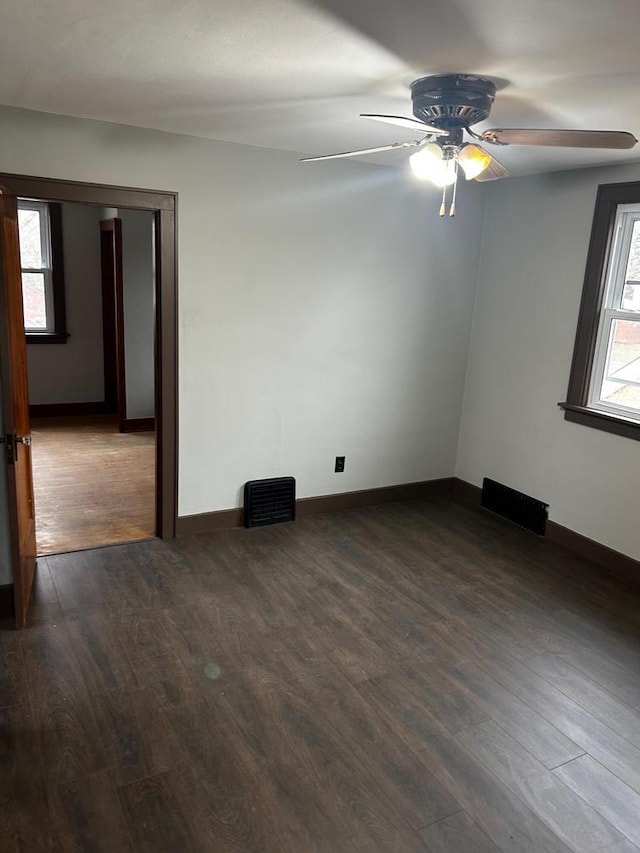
449, 163, 458, 217
439, 183, 447, 217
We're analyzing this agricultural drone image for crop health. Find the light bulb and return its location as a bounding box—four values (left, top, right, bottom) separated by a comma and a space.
410, 144, 457, 187
409, 143, 444, 181
430, 156, 457, 188
458, 143, 492, 180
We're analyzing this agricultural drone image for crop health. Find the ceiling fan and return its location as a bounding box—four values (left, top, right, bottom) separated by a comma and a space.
301, 74, 638, 217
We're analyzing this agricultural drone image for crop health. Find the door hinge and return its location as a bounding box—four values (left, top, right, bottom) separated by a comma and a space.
2, 434, 15, 465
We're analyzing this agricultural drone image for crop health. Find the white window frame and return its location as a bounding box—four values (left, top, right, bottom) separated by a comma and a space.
18, 199, 55, 333
587, 202, 640, 421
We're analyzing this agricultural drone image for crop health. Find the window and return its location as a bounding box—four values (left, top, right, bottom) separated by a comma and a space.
589, 208, 640, 418
561, 182, 640, 440
17, 199, 67, 343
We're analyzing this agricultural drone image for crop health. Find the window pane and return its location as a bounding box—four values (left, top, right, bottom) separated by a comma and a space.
22, 272, 47, 329
625, 219, 640, 282
599, 319, 640, 413
18, 208, 43, 268
622, 282, 640, 311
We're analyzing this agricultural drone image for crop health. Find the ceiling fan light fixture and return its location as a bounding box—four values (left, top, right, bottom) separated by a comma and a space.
303, 73, 637, 217
458, 143, 492, 180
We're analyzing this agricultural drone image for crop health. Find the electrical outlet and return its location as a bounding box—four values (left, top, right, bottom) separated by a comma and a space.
335, 456, 345, 473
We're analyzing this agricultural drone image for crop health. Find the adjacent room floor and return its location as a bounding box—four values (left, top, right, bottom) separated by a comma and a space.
30, 416, 155, 554
3, 498, 640, 851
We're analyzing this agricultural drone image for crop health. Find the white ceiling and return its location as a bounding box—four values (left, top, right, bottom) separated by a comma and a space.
1, 0, 640, 177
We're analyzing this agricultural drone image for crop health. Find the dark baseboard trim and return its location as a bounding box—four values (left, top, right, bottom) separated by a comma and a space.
451, 477, 640, 586
545, 520, 640, 586
176, 507, 244, 536
0, 584, 14, 619
297, 478, 454, 516
176, 477, 455, 537
29, 401, 110, 418
120, 418, 156, 433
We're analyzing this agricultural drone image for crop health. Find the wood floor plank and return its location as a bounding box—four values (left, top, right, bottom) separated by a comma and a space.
53, 769, 135, 852
555, 755, 640, 848
391, 660, 490, 734
550, 607, 640, 672
0, 702, 62, 852
418, 732, 573, 852
457, 720, 632, 852
27, 557, 64, 628
192, 673, 363, 852
21, 624, 110, 784
477, 653, 640, 792
561, 646, 640, 711
118, 771, 209, 853
212, 663, 430, 851
451, 658, 584, 768
65, 613, 139, 694
272, 639, 461, 831
90, 683, 193, 785
419, 810, 501, 853
525, 652, 640, 748
418, 617, 505, 664
355, 674, 449, 752
48, 547, 154, 619
129, 707, 333, 853
0, 627, 29, 710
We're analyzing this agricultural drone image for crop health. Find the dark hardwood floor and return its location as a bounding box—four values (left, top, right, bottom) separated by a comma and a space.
3, 497, 640, 851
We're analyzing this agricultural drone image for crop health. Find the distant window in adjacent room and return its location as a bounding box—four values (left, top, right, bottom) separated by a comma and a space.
17, 199, 67, 344
561, 182, 640, 440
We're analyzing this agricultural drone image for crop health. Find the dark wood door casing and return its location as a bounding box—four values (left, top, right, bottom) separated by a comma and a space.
100, 218, 126, 425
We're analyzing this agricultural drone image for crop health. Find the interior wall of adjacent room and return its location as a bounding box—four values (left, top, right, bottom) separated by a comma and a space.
26, 202, 104, 404
120, 208, 155, 420
0, 105, 486, 516
456, 161, 640, 560
0, 370, 12, 584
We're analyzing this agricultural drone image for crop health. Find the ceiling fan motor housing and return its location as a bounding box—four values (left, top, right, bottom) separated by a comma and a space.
411, 74, 496, 130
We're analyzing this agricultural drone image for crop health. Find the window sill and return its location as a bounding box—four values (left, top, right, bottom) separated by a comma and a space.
25, 332, 69, 345
558, 402, 640, 441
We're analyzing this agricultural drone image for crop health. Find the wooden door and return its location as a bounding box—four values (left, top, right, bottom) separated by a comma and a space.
0, 187, 36, 628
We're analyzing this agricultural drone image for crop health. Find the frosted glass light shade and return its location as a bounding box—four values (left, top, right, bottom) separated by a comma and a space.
458, 143, 492, 180
410, 144, 457, 187
409, 144, 443, 179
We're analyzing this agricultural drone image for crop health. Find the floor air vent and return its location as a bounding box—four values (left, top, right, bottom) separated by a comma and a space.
244, 477, 296, 528
481, 478, 548, 535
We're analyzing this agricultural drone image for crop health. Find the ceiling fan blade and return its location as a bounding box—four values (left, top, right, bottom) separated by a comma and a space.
474, 154, 508, 182
300, 140, 423, 162
361, 114, 449, 136
482, 127, 637, 150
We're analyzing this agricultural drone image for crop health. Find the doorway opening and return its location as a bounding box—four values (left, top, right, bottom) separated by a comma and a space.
0, 174, 177, 626
20, 199, 157, 553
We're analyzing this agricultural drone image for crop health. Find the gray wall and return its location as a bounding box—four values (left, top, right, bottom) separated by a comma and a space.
0, 105, 487, 517
457, 161, 640, 561
120, 209, 155, 420
27, 202, 104, 404
0, 371, 12, 584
